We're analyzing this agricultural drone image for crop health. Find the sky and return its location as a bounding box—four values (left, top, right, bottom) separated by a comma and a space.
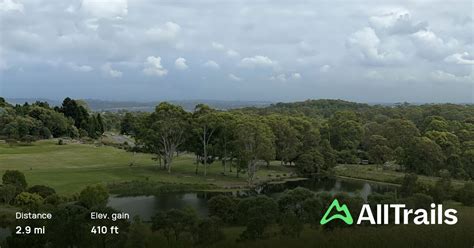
0, 0, 473, 103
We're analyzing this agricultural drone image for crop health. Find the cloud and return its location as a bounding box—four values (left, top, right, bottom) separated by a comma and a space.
270, 73, 301, 81
0, 0, 23, 12
81, 0, 128, 19
320, 64, 331, 72
444, 52, 474, 65
68, 63, 93, 72
431, 70, 474, 84
270, 74, 287, 82
211, 42, 225, 51
229, 73, 242, 81
203, 60, 220, 69
101, 63, 122, 77
291, 72, 301, 79
227, 49, 240, 58
240, 55, 276, 68
347, 27, 403, 65
143, 56, 168, 76
369, 11, 427, 34
411, 30, 458, 60
146, 22, 181, 42
174, 57, 188, 70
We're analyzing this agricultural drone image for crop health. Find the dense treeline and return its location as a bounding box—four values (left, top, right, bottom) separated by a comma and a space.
0, 97, 106, 142
121, 99, 474, 181
1, 97, 473, 180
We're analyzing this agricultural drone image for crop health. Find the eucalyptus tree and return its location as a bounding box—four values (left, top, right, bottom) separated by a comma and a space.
192, 104, 222, 176
265, 115, 301, 166
214, 112, 237, 174
136, 102, 190, 173
233, 115, 275, 185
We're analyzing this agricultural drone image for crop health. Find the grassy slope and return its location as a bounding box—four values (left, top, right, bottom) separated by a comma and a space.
0, 140, 293, 195
334, 164, 467, 188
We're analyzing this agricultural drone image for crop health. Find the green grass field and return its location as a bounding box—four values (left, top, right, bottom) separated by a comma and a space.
0, 140, 294, 195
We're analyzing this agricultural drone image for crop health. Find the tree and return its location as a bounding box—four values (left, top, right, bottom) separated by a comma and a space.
27, 185, 56, 198
136, 102, 190, 173
0, 185, 17, 204
47, 204, 90, 247
78, 185, 109, 209
60, 97, 89, 130
400, 173, 418, 197
457, 182, 474, 206
237, 196, 279, 240
295, 150, 324, 174
430, 170, 452, 204
121, 112, 137, 135
208, 195, 239, 223
125, 216, 152, 248
15, 192, 43, 210
196, 216, 224, 245
265, 115, 301, 165
425, 131, 461, 157
152, 207, 198, 242
279, 211, 303, 237
383, 119, 420, 149
233, 116, 275, 185
402, 137, 445, 175
2, 170, 27, 193
329, 111, 363, 151
214, 112, 237, 174
192, 104, 221, 176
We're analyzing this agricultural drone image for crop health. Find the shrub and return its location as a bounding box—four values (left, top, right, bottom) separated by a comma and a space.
208, 195, 239, 224
457, 182, 474, 206
27, 185, 56, 198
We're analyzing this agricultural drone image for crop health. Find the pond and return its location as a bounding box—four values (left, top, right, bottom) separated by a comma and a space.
107, 176, 397, 221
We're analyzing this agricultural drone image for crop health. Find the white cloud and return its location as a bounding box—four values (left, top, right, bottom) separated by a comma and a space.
68, 63, 93, 72
431, 70, 474, 84
227, 49, 240, 58
101, 63, 122, 77
240, 55, 276, 68
203, 60, 220, 69
411, 30, 458, 60
347, 27, 403, 65
211, 42, 225, 51
270, 73, 301, 81
444, 52, 474, 65
229, 73, 242, 81
143, 56, 168, 76
320, 64, 331, 72
291, 72, 301, 79
270, 74, 287, 82
369, 10, 426, 34
146, 22, 181, 42
65, 5, 76, 13
0, 0, 23, 12
82, 0, 128, 19
174, 57, 188, 70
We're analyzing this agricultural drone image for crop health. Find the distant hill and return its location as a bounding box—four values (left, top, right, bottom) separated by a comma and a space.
5, 98, 272, 112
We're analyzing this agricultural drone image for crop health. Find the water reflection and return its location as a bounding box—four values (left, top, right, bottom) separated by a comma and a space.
108, 177, 397, 221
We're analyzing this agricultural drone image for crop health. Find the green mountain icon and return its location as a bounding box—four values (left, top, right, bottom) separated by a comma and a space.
320, 199, 353, 225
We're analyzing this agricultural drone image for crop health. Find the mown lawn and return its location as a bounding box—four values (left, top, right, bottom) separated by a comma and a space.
0, 140, 294, 195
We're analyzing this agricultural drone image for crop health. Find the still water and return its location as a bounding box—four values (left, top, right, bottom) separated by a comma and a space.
107, 177, 397, 221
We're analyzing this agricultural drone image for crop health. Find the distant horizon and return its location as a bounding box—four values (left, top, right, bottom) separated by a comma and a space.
4, 96, 473, 106
1, 0, 472, 103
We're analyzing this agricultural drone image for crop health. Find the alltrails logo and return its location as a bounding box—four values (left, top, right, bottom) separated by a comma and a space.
320, 199, 458, 225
